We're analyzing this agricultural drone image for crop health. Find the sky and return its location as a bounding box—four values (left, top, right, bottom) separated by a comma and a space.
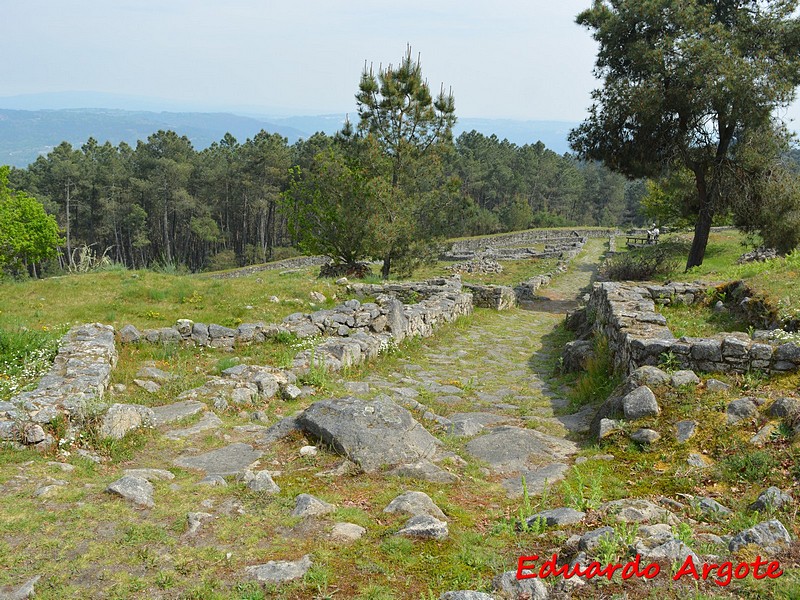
3, 0, 602, 121
5, 1, 800, 127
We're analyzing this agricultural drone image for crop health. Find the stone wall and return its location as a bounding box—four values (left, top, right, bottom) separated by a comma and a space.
291, 290, 473, 374
586, 281, 800, 375
209, 255, 330, 279
449, 228, 615, 254
2, 323, 118, 440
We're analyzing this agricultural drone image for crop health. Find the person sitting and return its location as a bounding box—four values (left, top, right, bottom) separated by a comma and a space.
647, 223, 660, 243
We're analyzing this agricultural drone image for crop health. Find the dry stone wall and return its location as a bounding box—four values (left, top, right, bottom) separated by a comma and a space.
449, 227, 614, 254
2, 323, 117, 444
586, 281, 800, 375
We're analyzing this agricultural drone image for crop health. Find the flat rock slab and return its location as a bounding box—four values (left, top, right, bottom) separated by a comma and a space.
164, 412, 223, 440
244, 554, 312, 584
502, 462, 570, 497
330, 522, 366, 543
556, 405, 595, 433
293, 493, 336, 517
123, 468, 175, 481
106, 475, 154, 508
151, 400, 206, 426
465, 426, 577, 474
396, 515, 448, 540
387, 460, 459, 484
174, 443, 262, 476
384, 491, 447, 520
296, 396, 438, 472
527, 507, 586, 527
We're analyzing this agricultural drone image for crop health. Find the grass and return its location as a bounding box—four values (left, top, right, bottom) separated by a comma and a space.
658, 230, 800, 321
657, 301, 752, 338
2, 233, 799, 599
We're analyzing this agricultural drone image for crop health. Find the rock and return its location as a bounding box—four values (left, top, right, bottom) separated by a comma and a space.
503, 462, 571, 497
106, 475, 154, 508
493, 570, 548, 600
244, 554, 312, 584
335, 277, 348, 285
309, 291, 326, 303
396, 515, 448, 540
749, 487, 793, 512
1, 575, 41, 600
292, 493, 336, 517
164, 412, 223, 440
296, 397, 438, 472
726, 397, 759, 425
526, 507, 585, 527
561, 340, 595, 373
769, 397, 799, 418
629, 365, 671, 387
637, 539, 699, 563
750, 423, 776, 447
186, 512, 213, 535
330, 522, 366, 543
151, 400, 206, 426
174, 443, 263, 476
240, 470, 280, 494
135, 366, 176, 382
197, 475, 227, 487
706, 378, 731, 392
133, 379, 160, 393
696, 497, 732, 515
383, 297, 409, 342
671, 370, 700, 387
729, 519, 792, 555
123, 468, 175, 481
622, 386, 660, 420
675, 420, 697, 443
600, 498, 678, 524
384, 491, 447, 520
597, 418, 622, 439
687, 453, 713, 468
269, 296, 280, 303
299, 445, 318, 457
465, 426, 577, 474
23, 424, 46, 445
630, 428, 660, 443
99, 404, 154, 439
118, 324, 141, 343
440, 592, 495, 600
344, 381, 370, 395
387, 460, 459, 484
281, 384, 303, 401
579, 526, 615, 552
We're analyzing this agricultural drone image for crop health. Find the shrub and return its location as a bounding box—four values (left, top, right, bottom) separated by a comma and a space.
602, 241, 687, 281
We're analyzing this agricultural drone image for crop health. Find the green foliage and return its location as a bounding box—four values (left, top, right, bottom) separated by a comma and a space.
602, 241, 687, 281
570, 336, 620, 408
0, 166, 62, 277
721, 447, 778, 483
281, 146, 389, 267
0, 325, 61, 400
560, 465, 604, 511
571, 0, 800, 269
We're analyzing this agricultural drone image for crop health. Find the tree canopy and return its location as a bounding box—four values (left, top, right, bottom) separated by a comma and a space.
0, 166, 62, 277
570, 0, 800, 268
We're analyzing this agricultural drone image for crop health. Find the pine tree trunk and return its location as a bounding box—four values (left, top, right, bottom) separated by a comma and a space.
686, 172, 714, 271
381, 256, 391, 279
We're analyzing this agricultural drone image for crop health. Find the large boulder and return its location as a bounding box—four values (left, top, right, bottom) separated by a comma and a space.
296, 397, 438, 472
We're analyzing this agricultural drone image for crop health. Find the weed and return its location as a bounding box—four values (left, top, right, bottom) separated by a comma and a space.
560, 465, 604, 511
672, 521, 693, 545
569, 336, 621, 408
659, 350, 680, 372
721, 447, 778, 482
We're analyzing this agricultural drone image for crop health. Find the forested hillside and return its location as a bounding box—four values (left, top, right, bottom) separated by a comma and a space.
7, 129, 645, 273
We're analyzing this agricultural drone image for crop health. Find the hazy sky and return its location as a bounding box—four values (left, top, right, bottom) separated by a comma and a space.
4, 0, 601, 120
5, 1, 800, 126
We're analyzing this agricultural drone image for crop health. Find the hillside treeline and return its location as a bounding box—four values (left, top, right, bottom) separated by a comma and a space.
8, 129, 645, 272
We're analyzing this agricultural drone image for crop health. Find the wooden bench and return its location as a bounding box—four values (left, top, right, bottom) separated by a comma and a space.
626, 236, 658, 248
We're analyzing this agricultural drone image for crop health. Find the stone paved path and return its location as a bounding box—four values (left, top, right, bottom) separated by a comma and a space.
346, 239, 608, 496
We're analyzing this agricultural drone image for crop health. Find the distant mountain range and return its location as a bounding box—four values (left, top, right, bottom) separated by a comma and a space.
0, 103, 578, 168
